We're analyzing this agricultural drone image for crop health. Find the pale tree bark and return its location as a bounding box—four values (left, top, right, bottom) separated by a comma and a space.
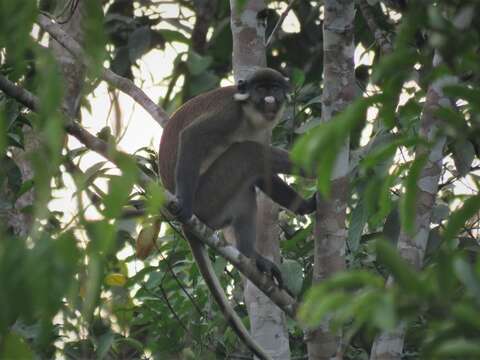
369, 54, 455, 360
306, 1, 355, 359
230, 1, 291, 358
48, 1, 86, 119
369, 7, 474, 357
1, 131, 40, 237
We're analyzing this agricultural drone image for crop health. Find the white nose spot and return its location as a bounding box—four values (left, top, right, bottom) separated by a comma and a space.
264, 96, 275, 104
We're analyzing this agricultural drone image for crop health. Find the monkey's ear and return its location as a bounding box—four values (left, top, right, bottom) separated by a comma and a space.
234, 79, 250, 101
237, 79, 247, 92
234, 92, 250, 101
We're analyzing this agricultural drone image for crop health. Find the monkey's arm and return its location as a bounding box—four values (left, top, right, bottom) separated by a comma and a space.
258, 175, 316, 215
175, 113, 236, 221
270, 147, 314, 178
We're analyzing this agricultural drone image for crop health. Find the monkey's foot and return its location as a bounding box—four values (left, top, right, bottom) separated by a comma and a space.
168, 197, 193, 223
255, 255, 283, 288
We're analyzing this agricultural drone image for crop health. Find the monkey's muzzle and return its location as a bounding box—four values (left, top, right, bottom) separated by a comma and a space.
264, 96, 278, 121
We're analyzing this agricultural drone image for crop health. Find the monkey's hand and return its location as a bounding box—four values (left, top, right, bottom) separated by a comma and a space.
296, 193, 317, 215
255, 255, 283, 288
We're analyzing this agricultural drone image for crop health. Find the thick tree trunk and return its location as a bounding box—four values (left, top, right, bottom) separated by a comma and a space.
369, 8, 472, 358
306, 1, 355, 359
370, 53, 456, 360
230, 1, 291, 358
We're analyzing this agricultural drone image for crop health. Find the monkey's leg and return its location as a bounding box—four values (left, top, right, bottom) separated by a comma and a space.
228, 188, 283, 287
193, 142, 283, 284
193, 142, 267, 226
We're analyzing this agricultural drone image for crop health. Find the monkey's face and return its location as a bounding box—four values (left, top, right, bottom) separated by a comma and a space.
235, 68, 290, 124
250, 82, 287, 121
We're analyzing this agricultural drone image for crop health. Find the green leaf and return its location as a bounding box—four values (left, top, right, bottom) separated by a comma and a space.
97, 332, 115, 360
292, 97, 373, 196
372, 48, 418, 84
372, 292, 397, 330
0, 332, 33, 360
444, 194, 480, 243
85, 220, 116, 255
299, 291, 349, 327
453, 257, 480, 301
235, 0, 248, 12
103, 154, 137, 218
434, 339, 480, 357
347, 198, 368, 252
146, 181, 165, 215
0, 1, 37, 78
361, 135, 417, 170
452, 303, 480, 330
320, 271, 385, 291
160, 29, 190, 44
188, 71, 219, 97
279, 259, 304, 296
84, 0, 107, 73
26, 232, 80, 320
16, 179, 34, 199
186, 51, 213, 76
444, 85, 480, 112
376, 240, 423, 294
291, 68, 305, 87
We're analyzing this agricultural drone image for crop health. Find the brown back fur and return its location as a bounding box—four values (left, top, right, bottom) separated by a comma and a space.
158, 86, 240, 191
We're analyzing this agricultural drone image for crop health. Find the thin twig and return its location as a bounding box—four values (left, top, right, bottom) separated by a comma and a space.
158, 285, 190, 332
265, 0, 297, 48
157, 237, 204, 316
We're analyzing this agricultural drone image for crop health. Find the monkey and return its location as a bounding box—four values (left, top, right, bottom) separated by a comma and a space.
158, 68, 315, 359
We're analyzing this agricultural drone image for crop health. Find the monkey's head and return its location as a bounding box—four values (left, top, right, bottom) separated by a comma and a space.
234, 68, 290, 123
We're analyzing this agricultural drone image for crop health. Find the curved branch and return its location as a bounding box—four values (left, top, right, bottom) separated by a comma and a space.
36, 14, 169, 127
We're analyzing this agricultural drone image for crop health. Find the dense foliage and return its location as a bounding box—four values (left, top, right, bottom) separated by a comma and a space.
0, 0, 479, 359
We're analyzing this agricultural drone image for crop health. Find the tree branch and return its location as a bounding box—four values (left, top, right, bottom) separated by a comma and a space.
265, 0, 297, 48
0, 73, 298, 319
358, 0, 393, 55
36, 14, 169, 127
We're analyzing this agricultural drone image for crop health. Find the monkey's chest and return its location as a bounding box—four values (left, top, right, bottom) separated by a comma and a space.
198, 127, 269, 175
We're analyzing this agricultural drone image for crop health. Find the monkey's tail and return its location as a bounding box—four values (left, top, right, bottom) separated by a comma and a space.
182, 228, 271, 360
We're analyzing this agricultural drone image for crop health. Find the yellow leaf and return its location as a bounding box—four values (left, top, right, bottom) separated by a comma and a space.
105, 273, 127, 287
